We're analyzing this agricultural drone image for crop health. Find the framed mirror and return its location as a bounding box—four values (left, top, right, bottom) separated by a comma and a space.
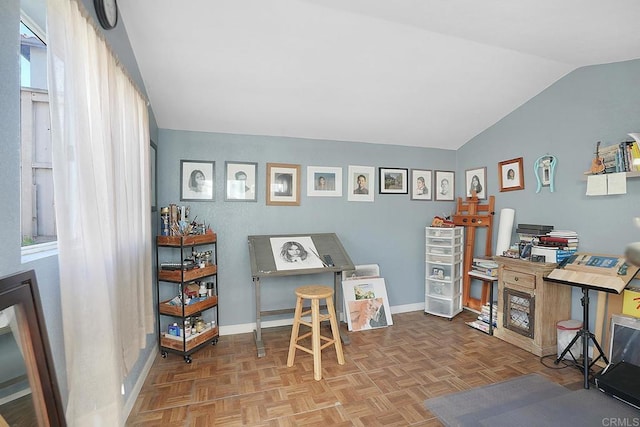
0, 270, 65, 426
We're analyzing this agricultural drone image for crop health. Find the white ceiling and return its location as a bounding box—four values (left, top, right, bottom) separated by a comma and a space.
119, 0, 640, 150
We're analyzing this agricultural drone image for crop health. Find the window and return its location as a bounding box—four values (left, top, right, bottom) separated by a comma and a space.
20, 14, 57, 254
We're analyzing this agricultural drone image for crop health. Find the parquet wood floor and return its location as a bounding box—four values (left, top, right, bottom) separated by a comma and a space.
126, 310, 584, 426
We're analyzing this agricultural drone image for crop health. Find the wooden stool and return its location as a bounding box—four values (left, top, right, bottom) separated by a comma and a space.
287, 285, 345, 380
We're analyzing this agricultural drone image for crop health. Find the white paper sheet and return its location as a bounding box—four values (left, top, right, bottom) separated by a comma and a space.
607, 172, 627, 195
586, 174, 607, 196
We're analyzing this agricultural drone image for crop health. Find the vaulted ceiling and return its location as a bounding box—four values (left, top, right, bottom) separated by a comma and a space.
119, 0, 640, 150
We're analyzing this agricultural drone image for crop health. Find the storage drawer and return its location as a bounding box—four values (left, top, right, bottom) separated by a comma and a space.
426, 228, 462, 239
426, 252, 462, 264
502, 269, 535, 290
425, 294, 462, 317
427, 278, 461, 298
427, 264, 461, 281
426, 236, 463, 247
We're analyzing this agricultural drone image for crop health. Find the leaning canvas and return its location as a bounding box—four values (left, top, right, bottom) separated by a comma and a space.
342, 277, 393, 331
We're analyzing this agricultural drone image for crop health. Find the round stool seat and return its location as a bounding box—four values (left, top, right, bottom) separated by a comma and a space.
295, 285, 333, 300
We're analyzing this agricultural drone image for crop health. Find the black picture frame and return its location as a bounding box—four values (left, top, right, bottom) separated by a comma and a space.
379, 167, 408, 194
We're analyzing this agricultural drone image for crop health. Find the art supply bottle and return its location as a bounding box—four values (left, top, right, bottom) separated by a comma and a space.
160, 207, 170, 236
184, 318, 192, 338
199, 282, 207, 298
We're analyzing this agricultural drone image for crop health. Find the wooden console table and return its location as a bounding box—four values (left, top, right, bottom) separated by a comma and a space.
493, 257, 571, 356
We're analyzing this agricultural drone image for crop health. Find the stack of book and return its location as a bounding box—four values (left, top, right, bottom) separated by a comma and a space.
466, 302, 497, 333
516, 224, 554, 243
531, 230, 578, 263
470, 257, 499, 278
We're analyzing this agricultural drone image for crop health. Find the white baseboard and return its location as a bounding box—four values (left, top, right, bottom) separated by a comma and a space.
122, 343, 158, 424
219, 302, 425, 336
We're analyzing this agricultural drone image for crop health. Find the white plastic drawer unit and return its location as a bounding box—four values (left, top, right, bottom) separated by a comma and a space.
425, 294, 462, 318
426, 278, 462, 298
425, 226, 464, 320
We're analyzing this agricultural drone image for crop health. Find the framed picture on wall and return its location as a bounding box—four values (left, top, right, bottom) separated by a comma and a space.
410, 169, 432, 200
465, 166, 487, 199
266, 163, 300, 206
225, 161, 258, 202
498, 157, 525, 192
379, 167, 408, 194
180, 160, 215, 201
307, 166, 342, 197
347, 165, 375, 202
434, 170, 455, 201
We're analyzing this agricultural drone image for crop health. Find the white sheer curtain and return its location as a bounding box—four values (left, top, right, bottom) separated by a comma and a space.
47, 0, 153, 424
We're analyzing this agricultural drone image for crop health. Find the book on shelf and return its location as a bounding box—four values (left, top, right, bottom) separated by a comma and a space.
538, 235, 579, 244
470, 267, 497, 277
546, 230, 578, 238
466, 320, 491, 333
472, 257, 499, 268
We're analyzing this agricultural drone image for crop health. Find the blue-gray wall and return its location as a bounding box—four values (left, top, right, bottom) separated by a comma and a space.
157, 132, 456, 326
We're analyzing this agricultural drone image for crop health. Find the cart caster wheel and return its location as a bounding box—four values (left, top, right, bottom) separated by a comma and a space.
212, 338, 218, 345
161, 351, 167, 358
184, 356, 192, 364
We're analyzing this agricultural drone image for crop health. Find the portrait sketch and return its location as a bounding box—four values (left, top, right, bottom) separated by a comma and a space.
266, 163, 300, 206
225, 161, 257, 201
410, 169, 432, 201
181, 160, 214, 201
465, 166, 487, 199
269, 236, 324, 271
434, 170, 455, 201
498, 157, 525, 192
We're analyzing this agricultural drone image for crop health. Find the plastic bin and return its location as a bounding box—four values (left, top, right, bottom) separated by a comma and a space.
557, 319, 582, 359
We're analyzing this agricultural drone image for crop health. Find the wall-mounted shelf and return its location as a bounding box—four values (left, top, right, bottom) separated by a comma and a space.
582, 171, 640, 181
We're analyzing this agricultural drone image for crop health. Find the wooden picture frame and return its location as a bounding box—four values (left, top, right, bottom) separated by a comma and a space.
465, 166, 487, 199
498, 157, 525, 192
434, 170, 455, 201
225, 161, 258, 202
410, 169, 432, 201
379, 167, 408, 194
347, 165, 375, 202
266, 163, 300, 206
180, 160, 215, 201
306, 166, 342, 197
0, 270, 66, 426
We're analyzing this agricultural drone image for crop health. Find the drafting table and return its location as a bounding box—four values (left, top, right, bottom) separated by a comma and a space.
247, 233, 354, 357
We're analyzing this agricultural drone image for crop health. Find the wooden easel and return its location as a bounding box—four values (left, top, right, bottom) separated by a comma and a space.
452, 194, 495, 311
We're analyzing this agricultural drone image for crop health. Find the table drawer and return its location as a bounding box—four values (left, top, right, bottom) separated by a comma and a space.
502, 269, 535, 289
